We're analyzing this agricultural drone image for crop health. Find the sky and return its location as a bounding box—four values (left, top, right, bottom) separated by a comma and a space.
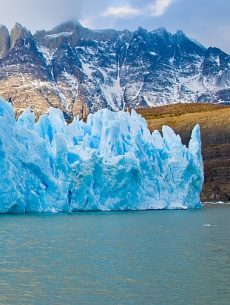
0, 0, 229, 53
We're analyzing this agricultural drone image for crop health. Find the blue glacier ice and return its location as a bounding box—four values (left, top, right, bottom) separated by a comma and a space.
0, 98, 203, 213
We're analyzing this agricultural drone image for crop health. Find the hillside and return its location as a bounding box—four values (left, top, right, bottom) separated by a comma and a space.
138, 103, 230, 202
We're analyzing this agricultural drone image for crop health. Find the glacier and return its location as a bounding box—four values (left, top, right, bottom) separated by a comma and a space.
0, 98, 203, 213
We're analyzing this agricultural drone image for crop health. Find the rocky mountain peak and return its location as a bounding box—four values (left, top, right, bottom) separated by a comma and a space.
10, 23, 32, 49
152, 27, 170, 37
175, 29, 186, 37
0, 25, 10, 58
51, 20, 82, 33
136, 26, 148, 35
34, 21, 79, 50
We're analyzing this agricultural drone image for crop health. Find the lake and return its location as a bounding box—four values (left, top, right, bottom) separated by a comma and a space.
0, 205, 229, 305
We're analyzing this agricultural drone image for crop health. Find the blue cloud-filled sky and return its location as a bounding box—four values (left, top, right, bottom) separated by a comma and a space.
0, 0, 229, 53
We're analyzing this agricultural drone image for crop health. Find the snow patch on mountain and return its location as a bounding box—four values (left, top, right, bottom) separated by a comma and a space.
45, 32, 73, 39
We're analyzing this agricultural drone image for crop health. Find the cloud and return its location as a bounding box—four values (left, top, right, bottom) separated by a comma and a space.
150, 0, 174, 17
101, 1, 174, 20
102, 5, 142, 18
79, 18, 95, 29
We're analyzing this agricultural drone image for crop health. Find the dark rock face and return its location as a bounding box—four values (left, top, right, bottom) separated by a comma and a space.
0, 21, 230, 118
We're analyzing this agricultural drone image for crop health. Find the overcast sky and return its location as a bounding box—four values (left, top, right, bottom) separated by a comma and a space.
0, 0, 229, 53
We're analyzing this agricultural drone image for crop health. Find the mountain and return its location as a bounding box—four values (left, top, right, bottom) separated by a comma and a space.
0, 21, 230, 118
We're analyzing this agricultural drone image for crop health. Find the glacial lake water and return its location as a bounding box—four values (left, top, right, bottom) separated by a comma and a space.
0, 205, 230, 305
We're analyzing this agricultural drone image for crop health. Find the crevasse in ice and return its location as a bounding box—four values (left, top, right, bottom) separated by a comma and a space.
0, 98, 203, 213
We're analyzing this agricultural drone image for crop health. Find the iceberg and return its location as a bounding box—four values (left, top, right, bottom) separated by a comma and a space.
0, 98, 203, 213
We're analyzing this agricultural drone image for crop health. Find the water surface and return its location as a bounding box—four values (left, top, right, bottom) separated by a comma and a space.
0, 206, 229, 305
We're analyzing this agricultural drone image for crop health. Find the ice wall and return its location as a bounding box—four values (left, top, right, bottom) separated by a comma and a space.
0, 98, 203, 213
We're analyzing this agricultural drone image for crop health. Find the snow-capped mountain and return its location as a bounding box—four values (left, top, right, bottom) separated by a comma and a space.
0, 21, 229, 118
